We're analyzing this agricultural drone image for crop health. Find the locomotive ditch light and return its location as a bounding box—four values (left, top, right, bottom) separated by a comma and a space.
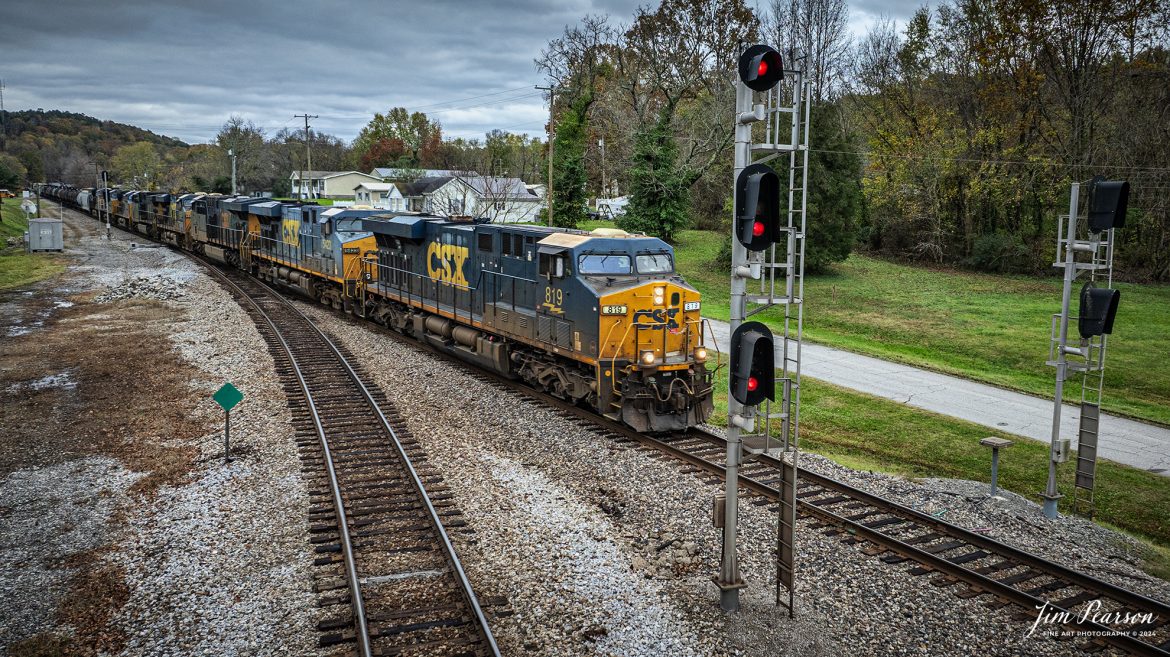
735, 163, 782, 252
730, 320, 775, 406
694, 347, 708, 363
738, 44, 784, 91
1087, 179, 1129, 233
641, 351, 658, 366
1078, 283, 1120, 338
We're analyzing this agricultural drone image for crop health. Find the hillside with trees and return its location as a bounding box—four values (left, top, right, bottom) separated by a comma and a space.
0, 109, 188, 190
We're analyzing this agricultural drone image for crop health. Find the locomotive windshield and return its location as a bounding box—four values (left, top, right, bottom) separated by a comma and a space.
636, 253, 673, 274
579, 253, 632, 274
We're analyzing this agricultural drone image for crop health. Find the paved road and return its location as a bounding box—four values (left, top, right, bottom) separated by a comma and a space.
705, 318, 1170, 476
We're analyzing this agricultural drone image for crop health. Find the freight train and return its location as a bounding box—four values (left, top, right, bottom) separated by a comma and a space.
35, 182, 716, 432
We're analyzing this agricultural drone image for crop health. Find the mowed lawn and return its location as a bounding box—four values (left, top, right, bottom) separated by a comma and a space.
0, 197, 66, 291
671, 228, 1170, 427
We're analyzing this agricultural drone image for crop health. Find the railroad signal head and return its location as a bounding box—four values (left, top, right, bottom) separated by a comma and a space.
1087, 179, 1129, 233
1078, 283, 1120, 339
730, 320, 775, 406
738, 44, 784, 91
735, 163, 781, 251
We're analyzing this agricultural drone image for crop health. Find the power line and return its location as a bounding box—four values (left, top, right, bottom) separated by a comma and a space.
814, 148, 1170, 173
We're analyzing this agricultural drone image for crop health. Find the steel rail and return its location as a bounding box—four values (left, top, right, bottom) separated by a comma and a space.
206, 265, 500, 657
372, 324, 1168, 657
202, 265, 374, 657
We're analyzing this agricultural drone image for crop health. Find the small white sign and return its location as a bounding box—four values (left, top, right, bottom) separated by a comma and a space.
22, 190, 30, 198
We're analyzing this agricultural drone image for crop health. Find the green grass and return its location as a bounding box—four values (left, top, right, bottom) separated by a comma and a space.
704, 360, 1170, 573
671, 228, 1170, 426
0, 198, 66, 291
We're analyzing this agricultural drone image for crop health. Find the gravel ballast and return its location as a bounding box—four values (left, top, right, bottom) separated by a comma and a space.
0, 206, 318, 655
297, 301, 1164, 656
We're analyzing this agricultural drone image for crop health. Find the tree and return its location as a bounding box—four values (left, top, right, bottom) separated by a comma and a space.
766, 0, 851, 102
111, 141, 162, 188
216, 116, 265, 192
0, 154, 26, 188
353, 108, 441, 168
551, 95, 591, 228
617, 110, 692, 241
609, 0, 757, 239
804, 103, 862, 271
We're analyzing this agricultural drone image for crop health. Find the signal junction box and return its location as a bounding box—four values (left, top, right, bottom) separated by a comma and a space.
27, 218, 64, 252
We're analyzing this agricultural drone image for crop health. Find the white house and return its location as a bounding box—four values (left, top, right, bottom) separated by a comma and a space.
400, 175, 545, 223
290, 170, 382, 199
353, 182, 407, 211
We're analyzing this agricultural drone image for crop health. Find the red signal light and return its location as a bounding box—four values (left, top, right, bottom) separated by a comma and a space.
747, 376, 759, 392
752, 221, 765, 237
758, 60, 768, 77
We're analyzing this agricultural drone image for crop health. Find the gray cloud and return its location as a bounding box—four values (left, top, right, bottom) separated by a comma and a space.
5, 0, 912, 144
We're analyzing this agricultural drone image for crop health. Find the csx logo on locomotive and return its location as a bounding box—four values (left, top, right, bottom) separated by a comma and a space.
282, 218, 301, 247
426, 241, 469, 286
633, 308, 680, 330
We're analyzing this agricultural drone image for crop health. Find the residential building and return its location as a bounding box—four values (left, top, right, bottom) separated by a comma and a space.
399, 175, 545, 223
289, 170, 383, 199
353, 182, 407, 211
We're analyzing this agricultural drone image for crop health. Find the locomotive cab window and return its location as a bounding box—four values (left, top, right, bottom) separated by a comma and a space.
579, 253, 632, 275
477, 232, 493, 251
539, 252, 567, 279
636, 253, 673, 274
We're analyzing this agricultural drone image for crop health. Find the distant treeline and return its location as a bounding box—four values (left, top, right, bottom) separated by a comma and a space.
849, 1, 1170, 281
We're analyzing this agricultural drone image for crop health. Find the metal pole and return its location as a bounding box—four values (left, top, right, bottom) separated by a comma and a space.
990, 447, 1001, 497
718, 80, 755, 613
536, 85, 556, 226
599, 138, 607, 198
1044, 183, 1080, 519
230, 149, 237, 195
224, 409, 231, 464
294, 114, 318, 200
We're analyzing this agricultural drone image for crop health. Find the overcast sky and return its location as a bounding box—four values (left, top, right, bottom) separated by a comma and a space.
3, 0, 911, 146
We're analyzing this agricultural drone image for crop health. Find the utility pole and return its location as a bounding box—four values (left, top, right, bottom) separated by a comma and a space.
535, 86, 556, 226
294, 114, 318, 200
0, 80, 6, 142
599, 137, 607, 198
229, 149, 238, 195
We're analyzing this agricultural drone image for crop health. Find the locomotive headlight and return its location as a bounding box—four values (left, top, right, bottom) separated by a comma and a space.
641, 351, 657, 366
653, 294, 665, 306
694, 347, 708, 362
653, 286, 665, 296
653, 286, 665, 306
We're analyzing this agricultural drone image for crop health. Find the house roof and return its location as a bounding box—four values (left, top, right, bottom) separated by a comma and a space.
399, 176, 455, 197
458, 176, 538, 200
354, 182, 396, 192
291, 170, 381, 180
371, 167, 477, 179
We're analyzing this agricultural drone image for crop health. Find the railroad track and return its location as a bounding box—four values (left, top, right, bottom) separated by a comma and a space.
203, 264, 500, 657
326, 306, 1169, 657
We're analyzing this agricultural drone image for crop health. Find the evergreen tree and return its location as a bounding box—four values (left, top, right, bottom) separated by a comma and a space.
551, 94, 591, 229
617, 108, 693, 243
804, 103, 861, 271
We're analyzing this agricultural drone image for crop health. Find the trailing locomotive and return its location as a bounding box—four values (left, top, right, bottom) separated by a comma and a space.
34, 183, 716, 432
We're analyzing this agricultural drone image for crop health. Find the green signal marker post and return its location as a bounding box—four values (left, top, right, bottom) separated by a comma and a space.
213, 383, 244, 464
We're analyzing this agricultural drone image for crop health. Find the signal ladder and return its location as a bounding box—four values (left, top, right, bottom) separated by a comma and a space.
738, 67, 812, 615
1047, 208, 1117, 518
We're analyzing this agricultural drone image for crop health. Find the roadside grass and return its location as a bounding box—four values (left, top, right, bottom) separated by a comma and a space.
0, 198, 65, 291
670, 228, 1170, 426
704, 361, 1170, 577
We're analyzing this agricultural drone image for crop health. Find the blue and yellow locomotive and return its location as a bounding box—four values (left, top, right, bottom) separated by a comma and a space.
37, 183, 716, 432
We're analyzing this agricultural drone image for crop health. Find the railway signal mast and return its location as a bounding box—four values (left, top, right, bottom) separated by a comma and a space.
718, 43, 809, 615
1043, 179, 1128, 519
